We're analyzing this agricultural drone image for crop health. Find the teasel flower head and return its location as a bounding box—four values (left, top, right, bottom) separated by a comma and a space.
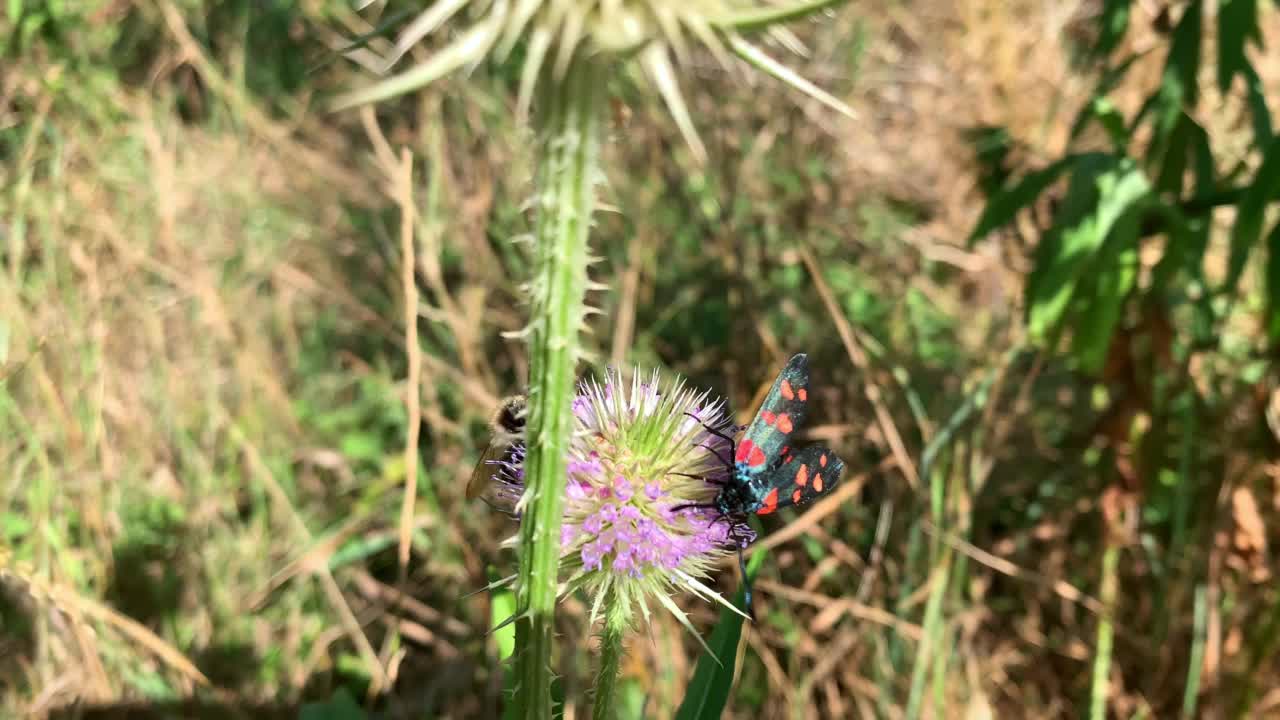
333, 0, 854, 161
490, 367, 755, 636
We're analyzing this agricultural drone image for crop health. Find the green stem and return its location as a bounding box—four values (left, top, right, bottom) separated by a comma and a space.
1182, 584, 1206, 720
511, 59, 606, 720
1090, 544, 1120, 720
592, 593, 629, 720
906, 456, 951, 720
906, 548, 951, 720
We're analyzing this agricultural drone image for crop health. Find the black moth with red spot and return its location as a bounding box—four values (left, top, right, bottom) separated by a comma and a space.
710, 353, 845, 520
682, 354, 846, 614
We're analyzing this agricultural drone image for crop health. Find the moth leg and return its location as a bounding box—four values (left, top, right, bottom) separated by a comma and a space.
669, 501, 718, 514
697, 442, 734, 471
666, 471, 724, 486
685, 412, 738, 471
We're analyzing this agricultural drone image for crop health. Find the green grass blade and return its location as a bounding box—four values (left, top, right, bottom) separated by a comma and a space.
1180, 584, 1207, 720
1267, 221, 1280, 342
1090, 545, 1120, 720
1226, 135, 1280, 297
1217, 0, 1260, 92
906, 545, 951, 719
674, 549, 765, 720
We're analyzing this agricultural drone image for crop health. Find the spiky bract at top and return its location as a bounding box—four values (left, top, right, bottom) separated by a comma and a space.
334, 0, 853, 161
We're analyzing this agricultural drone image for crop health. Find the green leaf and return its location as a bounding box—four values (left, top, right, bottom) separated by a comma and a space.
1151, 0, 1202, 143
968, 155, 1087, 245
339, 431, 384, 462
1148, 205, 1208, 294
1, 512, 31, 540
300, 688, 367, 720
1189, 117, 1215, 195
1267, 221, 1280, 342
1026, 158, 1150, 342
329, 532, 397, 570
1241, 62, 1273, 149
1069, 51, 1148, 145
1070, 209, 1141, 373
966, 125, 1014, 195
1217, 0, 1260, 91
495, 567, 519, 720
1167, 0, 1203, 107
1155, 113, 1195, 196
1091, 98, 1130, 152
674, 550, 765, 720
491, 580, 517, 661
1225, 134, 1280, 295
1094, 0, 1131, 57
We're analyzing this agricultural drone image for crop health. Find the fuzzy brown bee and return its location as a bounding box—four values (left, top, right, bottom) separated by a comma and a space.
466, 395, 527, 503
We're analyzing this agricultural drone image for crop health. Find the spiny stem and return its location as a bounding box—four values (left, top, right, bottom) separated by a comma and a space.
511, 57, 606, 720
591, 593, 629, 720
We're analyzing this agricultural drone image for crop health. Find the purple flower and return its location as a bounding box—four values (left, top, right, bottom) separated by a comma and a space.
502, 366, 754, 623
613, 476, 633, 502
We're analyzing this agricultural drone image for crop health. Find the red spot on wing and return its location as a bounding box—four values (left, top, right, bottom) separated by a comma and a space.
813, 474, 824, 493
758, 487, 779, 514
795, 463, 809, 487
792, 489, 802, 504
776, 413, 794, 434
735, 438, 754, 463
780, 379, 795, 400
760, 410, 776, 426
748, 444, 767, 468
820, 454, 828, 468
798, 387, 808, 401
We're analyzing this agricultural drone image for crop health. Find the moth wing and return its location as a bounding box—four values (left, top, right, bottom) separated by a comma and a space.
736, 353, 811, 470
756, 445, 845, 515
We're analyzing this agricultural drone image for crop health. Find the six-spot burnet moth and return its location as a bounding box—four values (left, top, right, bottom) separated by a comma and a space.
678, 353, 846, 613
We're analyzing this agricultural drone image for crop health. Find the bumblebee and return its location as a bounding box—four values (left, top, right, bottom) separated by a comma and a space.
466, 395, 527, 508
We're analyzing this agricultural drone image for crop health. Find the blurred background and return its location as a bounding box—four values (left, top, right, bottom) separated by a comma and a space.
3, 1, 1280, 718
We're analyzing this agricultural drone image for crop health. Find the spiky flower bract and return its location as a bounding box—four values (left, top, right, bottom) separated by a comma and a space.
334, 0, 853, 161
494, 368, 754, 626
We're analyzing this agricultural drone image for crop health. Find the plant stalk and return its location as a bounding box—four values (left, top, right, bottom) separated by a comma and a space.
1090, 544, 1120, 720
591, 593, 629, 720
511, 57, 606, 720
